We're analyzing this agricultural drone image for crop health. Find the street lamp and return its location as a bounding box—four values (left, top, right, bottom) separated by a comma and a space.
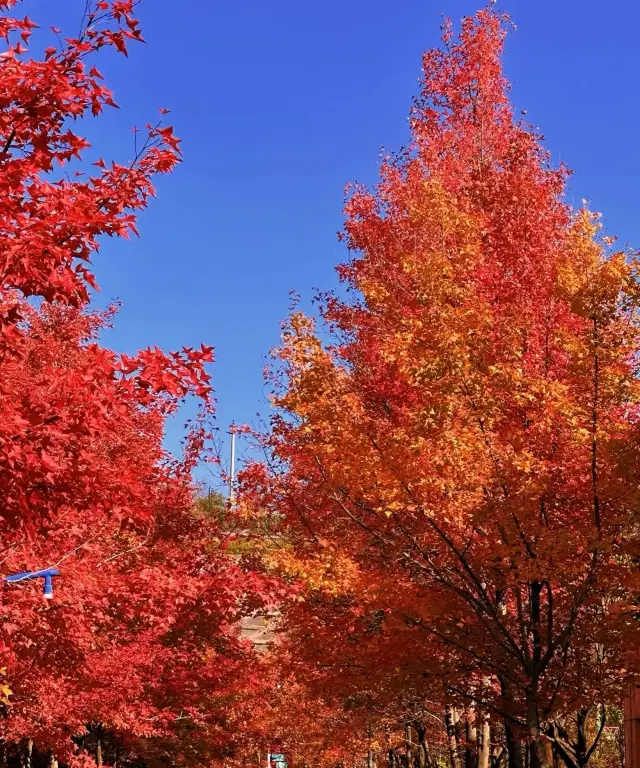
5, 568, 60, 599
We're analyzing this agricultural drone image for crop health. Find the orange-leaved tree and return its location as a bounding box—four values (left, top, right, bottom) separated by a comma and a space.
242, 8, 640, 768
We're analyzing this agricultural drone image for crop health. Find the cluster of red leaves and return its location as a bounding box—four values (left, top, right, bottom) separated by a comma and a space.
0, 1, 179, 311
0, 301, 215, 537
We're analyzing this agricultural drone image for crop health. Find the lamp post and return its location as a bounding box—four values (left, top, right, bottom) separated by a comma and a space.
229, 423, 237, 505
4, 568, 60, 599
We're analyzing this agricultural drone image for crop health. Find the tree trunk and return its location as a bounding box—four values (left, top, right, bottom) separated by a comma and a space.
21, 740, 32, 768
446, 706, 464, 768
526, 694, 552, 768
96, 739, 103, 768
417, 723, 432, 768
575, 710, 587, 768
547, 706, 607, 768
499, 675, 523, 768
406, 724, 414, 768
478, 712, 490, 768
504, 717, 523, 768
466, 707, 478, 768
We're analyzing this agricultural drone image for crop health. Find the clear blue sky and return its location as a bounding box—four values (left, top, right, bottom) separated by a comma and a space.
25, 1, 640, 487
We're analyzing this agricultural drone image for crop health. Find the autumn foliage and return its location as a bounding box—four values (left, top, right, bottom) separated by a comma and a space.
0, 2, 276, 768
240, 7, 640, 768
0, 3, 639, 768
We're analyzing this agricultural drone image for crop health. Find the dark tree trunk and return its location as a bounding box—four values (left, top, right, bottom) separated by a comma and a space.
526, 693, 552, 768
20, 741, 32, 768
416, 723, 432, 768
504, 717, 524, 768
547, 706, 607, 768
499, 675, 523, 768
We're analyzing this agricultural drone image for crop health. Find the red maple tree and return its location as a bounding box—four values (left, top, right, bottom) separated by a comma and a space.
0, 3, 276, 766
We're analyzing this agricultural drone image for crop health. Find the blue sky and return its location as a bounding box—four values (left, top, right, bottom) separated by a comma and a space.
23, 1, 640, 488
